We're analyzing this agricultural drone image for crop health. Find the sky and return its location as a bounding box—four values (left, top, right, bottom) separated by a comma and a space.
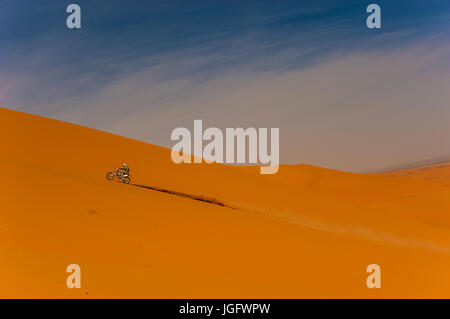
1, 0, 450, 172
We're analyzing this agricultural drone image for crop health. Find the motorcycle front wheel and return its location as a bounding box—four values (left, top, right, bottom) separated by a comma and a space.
106, 172, 114, 180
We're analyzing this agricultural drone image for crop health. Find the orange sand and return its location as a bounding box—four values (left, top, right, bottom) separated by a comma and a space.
1, 107, 450, 298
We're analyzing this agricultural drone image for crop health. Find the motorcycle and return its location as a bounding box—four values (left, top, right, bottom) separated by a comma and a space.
106, 168, 130, 184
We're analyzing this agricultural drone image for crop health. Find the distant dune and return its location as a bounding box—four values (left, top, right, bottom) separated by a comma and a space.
1, 107, 450, 298
371, 156, 450, 173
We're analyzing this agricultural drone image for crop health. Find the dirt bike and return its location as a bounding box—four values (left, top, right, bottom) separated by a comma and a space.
106, 168, 130, 184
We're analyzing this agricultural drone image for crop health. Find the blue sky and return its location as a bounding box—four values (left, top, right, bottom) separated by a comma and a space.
1, 0, 450, 171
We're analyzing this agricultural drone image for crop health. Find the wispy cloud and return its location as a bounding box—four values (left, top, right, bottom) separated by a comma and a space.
2, 1, 450, 171
5, 39, 446, 172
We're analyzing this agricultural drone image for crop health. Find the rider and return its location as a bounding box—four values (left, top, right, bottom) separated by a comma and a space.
119, 163, 129, 177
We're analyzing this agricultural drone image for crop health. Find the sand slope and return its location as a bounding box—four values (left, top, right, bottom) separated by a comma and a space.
1, 107, 450, 298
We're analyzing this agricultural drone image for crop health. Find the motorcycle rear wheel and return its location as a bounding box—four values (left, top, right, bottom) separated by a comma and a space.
123, 177, 130, 184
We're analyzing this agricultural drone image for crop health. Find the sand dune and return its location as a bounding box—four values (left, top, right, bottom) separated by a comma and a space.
1, 107, 450, 298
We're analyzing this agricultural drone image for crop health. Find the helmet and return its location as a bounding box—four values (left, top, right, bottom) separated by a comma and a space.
123, 163, 127, 167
